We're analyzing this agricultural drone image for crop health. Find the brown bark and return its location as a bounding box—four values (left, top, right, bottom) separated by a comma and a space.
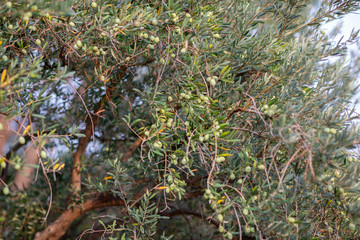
12, 146, 38, 191
34, 192, 125, 240
120, 135, 144, 162
0, 114, 11, 155
71, 67, 127, 196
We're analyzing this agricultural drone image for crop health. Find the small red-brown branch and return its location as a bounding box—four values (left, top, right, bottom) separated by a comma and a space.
71, 67, 127, 196
34, 192, 125, 240
120, 135, 144, 162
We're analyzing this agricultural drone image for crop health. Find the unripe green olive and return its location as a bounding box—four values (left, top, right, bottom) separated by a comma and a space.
218, 225, 224, 233
19, 136, 26, 144
226, 232, 233, 239
205, 189, 211, 195
230, 173, 235, 180
40, 151, 47, 158
1, 161, 6, 168
152, 19, 158, 25
258, 164, 265, 170
217, 214, 224, 222
3, 186, 10, 195
245, 166, 251, 173
76, 40, 82, 48
204, 134, 209, 141
287, 217, 296, 223
91, 2, 97, 8
14, 163, 21, 170
243, 208, 249, 216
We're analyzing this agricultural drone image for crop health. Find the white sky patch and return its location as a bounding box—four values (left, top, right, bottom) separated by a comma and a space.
321, 10, 360, 114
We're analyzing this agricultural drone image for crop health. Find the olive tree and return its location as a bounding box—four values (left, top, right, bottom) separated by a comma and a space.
1, 0, 360, 239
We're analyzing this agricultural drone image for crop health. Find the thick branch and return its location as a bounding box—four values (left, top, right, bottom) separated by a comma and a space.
34, 192, 125, 240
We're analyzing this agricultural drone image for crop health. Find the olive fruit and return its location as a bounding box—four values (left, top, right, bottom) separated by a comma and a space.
243, 208, 249, 216
258, 164, 265, 170
226, 232, 233, 239
3, 186, 9, 195
19, 136, 26, 144
287, 217, 296, 223
14, 163, 21, 170
40, 151, 47, 158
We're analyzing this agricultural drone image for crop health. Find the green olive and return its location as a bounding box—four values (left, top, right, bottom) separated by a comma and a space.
14, 163, 21, 170
217, 214, 224, 222
40, 151, 47, 159
287, 217, 296, 223
3, 186, 9, 195
243, 208, 249, 216
19, 136, 26, 144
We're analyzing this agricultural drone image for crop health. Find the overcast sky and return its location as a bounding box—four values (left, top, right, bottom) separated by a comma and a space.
321, 10, 360, 112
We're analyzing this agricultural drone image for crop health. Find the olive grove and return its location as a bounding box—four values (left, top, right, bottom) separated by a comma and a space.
1, 0, 360, 239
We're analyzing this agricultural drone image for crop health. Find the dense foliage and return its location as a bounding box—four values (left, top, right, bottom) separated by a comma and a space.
1, 0, 360, 239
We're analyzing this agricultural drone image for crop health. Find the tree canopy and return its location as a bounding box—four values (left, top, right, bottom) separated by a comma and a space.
1, 0, 360, 239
